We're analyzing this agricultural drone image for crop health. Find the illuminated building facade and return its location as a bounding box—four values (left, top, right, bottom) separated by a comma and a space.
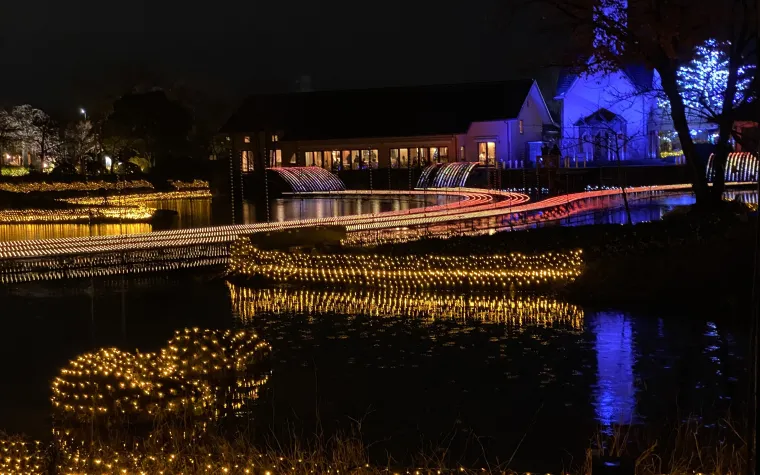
221, 80, 555, 172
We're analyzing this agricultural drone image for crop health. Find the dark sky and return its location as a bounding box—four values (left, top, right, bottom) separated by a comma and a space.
1, 0, 568, 119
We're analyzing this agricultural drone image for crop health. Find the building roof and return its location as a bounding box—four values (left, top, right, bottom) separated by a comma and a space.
573, 108, 624, 126
554, 63, 654, 98
221, 80, 536, 140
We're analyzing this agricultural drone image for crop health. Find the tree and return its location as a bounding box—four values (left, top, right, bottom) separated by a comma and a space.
61, 120, 98, 173
4, 105, 60, 170
535, 0, 757, 205
102, 90, 193, 170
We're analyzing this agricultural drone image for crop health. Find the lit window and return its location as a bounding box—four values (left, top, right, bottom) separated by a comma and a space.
342, 150, 351, 170
272, 134, 279, 142
409, 148, 419, 167
331, 151, 341, 171
399, 149, 409, 168
313, 151, 323, 168
390, 149, 399, 168
269, 149, 282, 167
244, 136, 251, 143
519, 120, 524, 134
371, 149, 379, 169
305, 151, 314, 166
440, 147, 449, 162
459, 146, 465, 160
351, 150, 361, 170
419, 147, 428, 166
289, 153, 297, 164
241, 151, 253, 171
477, 142, 496, 166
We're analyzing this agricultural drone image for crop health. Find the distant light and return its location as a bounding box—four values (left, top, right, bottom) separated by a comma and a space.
79, 108, 86, 115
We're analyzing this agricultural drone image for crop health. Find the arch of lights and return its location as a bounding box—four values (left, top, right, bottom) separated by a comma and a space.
0, 183, 753, 283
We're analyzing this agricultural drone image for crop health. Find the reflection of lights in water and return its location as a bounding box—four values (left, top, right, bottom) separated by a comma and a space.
0, 223, 152, 242
228, 284, 584, 329
229, 239, 583, 290
590, 312, 637, 428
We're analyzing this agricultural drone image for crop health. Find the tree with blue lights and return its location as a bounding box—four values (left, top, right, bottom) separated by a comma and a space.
661, 39, 754, 121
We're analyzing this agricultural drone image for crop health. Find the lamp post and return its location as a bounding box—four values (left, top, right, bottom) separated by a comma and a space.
79, 108, 87, 121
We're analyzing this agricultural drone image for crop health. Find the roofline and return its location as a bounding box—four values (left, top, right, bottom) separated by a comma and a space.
528, 80, 558, 127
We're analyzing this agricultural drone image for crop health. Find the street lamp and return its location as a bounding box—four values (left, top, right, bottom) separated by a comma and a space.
79, 108, 87, 121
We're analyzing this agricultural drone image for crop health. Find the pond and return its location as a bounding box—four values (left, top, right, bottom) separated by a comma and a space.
0, 274, 746, 472
0, 194, 455, 241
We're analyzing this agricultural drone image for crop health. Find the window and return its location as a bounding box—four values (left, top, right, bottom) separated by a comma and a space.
429, 147, 448, 164
351, 150, 361, 170
269, 149, 282, 167
390, 149, 399, 168
289, 153, 297, 164
313, 151, 323, 168
478, 142, 496, 166
322, 151, 332, 170
370, 149, 379, 168
241, 151, 253, 171
399, 148, 409, 168
244, 136, 251, 143
342, 150, 351, 169
459, 146, 465, 160
519, 120, 524, 135
330, 150, 341, 171
305, 151, 314, 166
409, 148, 419, 167
416, 148, 426, 166
272, 134, 279, 142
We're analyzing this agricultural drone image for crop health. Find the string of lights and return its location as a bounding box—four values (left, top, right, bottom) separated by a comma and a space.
228, 239, 583, 289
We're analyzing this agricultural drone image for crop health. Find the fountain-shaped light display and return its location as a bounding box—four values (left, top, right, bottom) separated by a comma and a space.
706, 152, 759, 183
415, 164, 440, 188
269, 166, 346, 192
429, 162, 478, 188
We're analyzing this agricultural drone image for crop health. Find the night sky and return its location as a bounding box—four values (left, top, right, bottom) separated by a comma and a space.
1, 0, 570, 119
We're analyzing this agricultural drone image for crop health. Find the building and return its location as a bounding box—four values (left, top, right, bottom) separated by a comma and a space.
554, 65, 657, 162
220, 79, 555, 172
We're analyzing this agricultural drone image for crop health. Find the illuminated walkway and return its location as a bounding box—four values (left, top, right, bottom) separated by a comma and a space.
0, 184, 738, 282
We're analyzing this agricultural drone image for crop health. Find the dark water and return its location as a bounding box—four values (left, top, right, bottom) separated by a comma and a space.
0, 275, 747, 471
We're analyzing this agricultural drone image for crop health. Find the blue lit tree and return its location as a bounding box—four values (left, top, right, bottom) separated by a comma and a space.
659, 39, 754, 121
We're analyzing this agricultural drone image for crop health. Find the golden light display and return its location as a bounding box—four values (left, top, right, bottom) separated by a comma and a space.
228, 238, 583, 289
62, 189, 211, 206
0, 438, 45, 475
52, 328, 270, 422
0, 180, 153, 194
0, 184, 743, 284
0, 206, 154, 224
169, 179, 210, 190
228, 284, 584, 330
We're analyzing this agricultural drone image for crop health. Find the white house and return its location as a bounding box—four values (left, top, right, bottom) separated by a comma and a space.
221, 79, 556, 171
554, 65, 659, 162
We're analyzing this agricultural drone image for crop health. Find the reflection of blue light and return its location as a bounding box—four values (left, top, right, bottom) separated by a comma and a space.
591, 312, 637, 428
690, 129, 698, 136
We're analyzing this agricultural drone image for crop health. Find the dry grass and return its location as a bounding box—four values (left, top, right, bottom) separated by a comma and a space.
586, 416, 747, 475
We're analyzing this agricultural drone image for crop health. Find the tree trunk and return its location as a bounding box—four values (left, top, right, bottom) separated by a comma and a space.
659, 66, 710, 204
711, 42, 742, 203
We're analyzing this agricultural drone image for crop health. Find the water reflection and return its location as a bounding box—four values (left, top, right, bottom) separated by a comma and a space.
0, 275, 747, 472
589, 312, 637, 428
229, 284, 584, 329
0, 222, 151, 241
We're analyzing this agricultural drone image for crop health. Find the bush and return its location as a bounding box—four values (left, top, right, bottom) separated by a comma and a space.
0, 166, 30, 177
